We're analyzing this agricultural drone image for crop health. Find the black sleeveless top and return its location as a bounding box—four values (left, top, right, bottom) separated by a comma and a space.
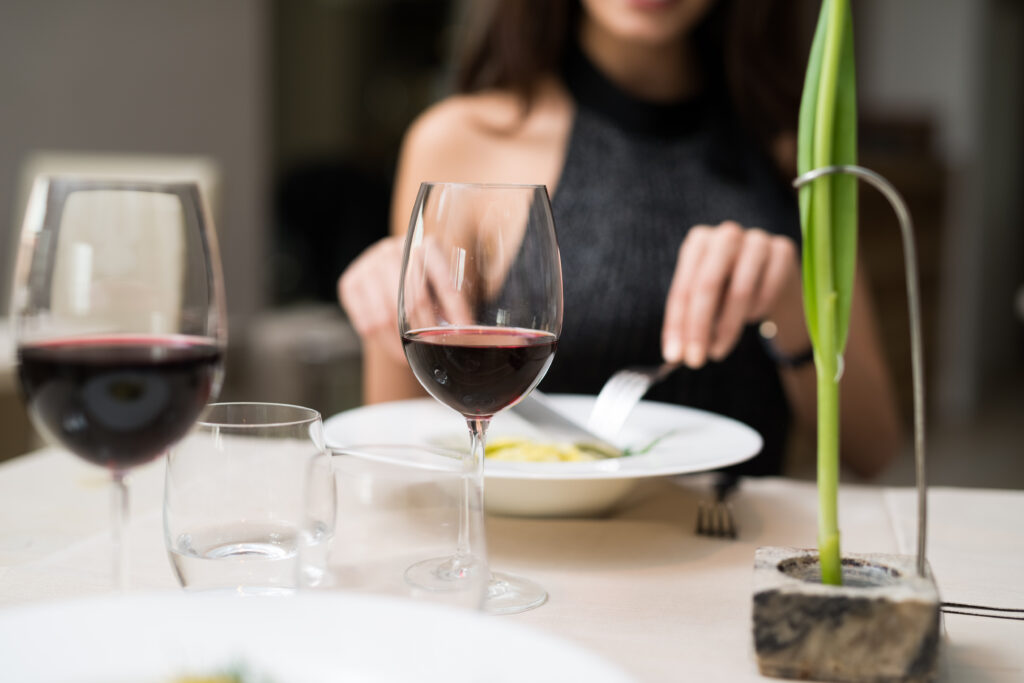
540, 45, 802, 476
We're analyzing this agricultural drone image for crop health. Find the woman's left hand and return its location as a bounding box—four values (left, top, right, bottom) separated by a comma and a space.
661, 220, 803, 368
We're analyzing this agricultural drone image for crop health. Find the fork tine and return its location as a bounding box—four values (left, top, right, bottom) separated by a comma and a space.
708, 502, 735, 539
594, 397, 639, 436
724, 503, 737, 539
715, 504, 730, 538
588, 377, 631, 430
589, 362, 683, 439
696, 500, 738, 539
589, 373, 653, 436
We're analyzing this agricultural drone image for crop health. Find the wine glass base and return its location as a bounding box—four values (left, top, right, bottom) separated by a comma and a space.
484, 571, 548, 615
404, 555, 488, 592
404, 558, 547, 615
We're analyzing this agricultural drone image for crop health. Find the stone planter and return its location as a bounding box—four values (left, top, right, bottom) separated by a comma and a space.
753, 547, 941, 682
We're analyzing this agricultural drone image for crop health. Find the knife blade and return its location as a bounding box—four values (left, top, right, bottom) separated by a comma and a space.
509, 392, 622, 456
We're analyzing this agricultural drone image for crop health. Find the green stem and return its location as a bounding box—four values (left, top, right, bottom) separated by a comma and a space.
816, 299, 841, 585
811, 0, 847, 587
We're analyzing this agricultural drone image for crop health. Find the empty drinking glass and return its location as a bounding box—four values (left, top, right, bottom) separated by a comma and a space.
163, 402, 336, 594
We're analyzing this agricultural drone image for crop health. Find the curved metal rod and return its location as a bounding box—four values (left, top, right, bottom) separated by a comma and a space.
793, 164, 928, 578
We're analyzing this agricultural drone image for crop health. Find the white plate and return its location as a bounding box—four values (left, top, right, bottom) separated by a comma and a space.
325, 394, 762, 517
0, 591, 635, 682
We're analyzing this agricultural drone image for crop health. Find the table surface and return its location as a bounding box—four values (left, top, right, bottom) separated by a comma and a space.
1, 447, 1021, 682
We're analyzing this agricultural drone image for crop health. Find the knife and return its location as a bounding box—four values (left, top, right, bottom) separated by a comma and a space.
510, 392, 622, 456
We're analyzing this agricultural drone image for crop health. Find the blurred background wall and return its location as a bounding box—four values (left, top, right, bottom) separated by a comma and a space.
0, 0, 270, 320
858, 0, 1024, 421
0, 0, 1020, 483
852, 0, 1024, 488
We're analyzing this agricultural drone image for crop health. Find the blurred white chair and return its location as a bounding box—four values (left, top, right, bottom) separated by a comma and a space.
5, 150, 221, 310
13, 151, 221, 229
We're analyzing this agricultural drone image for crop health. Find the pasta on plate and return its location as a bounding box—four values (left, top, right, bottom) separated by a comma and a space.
484, 437, 619, 463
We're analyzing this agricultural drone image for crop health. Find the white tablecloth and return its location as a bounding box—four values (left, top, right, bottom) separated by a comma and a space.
1, 448, 1021, 681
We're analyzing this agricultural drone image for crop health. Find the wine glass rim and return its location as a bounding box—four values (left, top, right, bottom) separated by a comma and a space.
199, 402, 322, 428
33, 174, 203, 192
419, 181, 547, 191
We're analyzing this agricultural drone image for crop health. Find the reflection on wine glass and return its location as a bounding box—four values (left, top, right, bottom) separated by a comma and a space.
399, 182, 562, 615
12, 176, 227, 589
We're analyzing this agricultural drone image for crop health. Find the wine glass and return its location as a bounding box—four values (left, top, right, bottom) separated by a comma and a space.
11, 176, 227, 589
398, 182, 562, 614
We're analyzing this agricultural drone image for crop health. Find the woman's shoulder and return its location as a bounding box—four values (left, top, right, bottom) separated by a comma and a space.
410, 78, 571, 141
399, 79, 573, 184
411, 90, 528, 138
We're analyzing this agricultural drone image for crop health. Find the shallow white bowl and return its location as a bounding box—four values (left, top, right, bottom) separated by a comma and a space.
324, 394, 762, 518
485, 476, 639, 517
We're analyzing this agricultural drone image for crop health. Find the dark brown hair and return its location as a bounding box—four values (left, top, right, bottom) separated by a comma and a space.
452, 0, 807, 148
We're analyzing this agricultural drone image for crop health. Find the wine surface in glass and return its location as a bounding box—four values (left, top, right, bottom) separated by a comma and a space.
402, 326, 557, 418
18, 335, 222, 469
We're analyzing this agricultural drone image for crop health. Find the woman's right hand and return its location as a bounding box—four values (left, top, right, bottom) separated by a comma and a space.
338, 234, 475, 366
337, 235, 407, 363
662, 221, 804, 368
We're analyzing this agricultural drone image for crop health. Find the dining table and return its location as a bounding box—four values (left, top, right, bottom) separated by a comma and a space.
0, 445, 1021, 682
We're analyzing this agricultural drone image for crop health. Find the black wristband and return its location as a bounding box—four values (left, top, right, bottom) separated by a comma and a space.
758, 321, 815, 369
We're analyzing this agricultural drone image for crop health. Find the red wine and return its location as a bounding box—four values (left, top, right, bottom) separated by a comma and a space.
402, 326, 557, 418
18, 336, 222, 470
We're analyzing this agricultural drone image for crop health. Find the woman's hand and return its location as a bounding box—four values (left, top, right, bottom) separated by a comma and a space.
338, 235, 407, 363
661, 221, 805, 367
338, 234, 475, 364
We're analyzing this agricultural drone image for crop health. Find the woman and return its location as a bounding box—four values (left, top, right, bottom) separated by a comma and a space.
339, 0, 900, 478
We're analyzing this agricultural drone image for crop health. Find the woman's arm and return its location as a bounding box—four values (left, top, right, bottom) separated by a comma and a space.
338, 109, 449, 404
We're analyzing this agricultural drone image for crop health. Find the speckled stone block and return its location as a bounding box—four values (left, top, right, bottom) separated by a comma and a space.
753, 547, 941, 682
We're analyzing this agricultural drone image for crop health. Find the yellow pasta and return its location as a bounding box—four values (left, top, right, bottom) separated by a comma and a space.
484, 437, 617, 462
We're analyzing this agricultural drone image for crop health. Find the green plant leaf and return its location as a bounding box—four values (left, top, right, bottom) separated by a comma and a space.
797, 0, 857, 587
831, 7, 858, 354
797, 2, 829, 350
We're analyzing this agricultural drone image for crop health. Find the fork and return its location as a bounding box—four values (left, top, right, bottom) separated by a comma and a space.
587, 361, 682, 439
696, 473, 740, 539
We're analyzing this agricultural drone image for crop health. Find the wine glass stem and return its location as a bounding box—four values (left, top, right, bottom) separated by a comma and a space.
459, 418, 489, 561
111, 470, 129, 591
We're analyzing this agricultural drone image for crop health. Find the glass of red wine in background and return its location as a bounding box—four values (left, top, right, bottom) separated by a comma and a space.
399, 182, 563, 615
12, 177, 227, 589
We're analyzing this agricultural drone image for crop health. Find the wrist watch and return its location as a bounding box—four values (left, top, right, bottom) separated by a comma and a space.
758, 321, 815, 369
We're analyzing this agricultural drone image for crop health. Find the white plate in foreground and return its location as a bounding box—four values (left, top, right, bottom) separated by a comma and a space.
325, 394, 762, 517
0, 591, 635, 683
